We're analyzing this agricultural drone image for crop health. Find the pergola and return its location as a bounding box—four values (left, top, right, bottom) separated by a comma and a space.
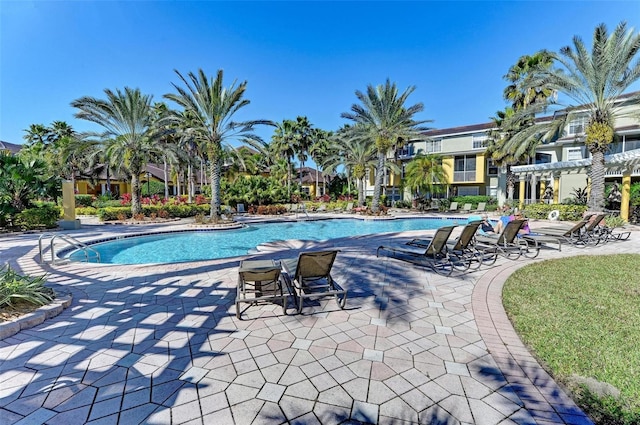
511, 148, 640, 220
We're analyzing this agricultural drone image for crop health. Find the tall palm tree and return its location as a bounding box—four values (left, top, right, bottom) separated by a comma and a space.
342, 79, 431, 212
403, 153, 448, 203
507, 22, 640, 211
164, 69, 270, 221
270, 120, 297, 199
309, 129, 332, 197
503, 51, 555, 110
323, 126, 378, 206
72, 87, 159, 215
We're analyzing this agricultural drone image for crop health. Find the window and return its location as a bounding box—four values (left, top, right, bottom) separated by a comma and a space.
472, 133, 488, 149
535, 153, 552, 164
568, 115, 586, 135
487, 158, 499, 176
458, 186, 479, 196
396, 145, 414, 158
454, 155, 476, 182
566, 147, 584, 161
425, 139, 442, 153
624, 134, 640, 152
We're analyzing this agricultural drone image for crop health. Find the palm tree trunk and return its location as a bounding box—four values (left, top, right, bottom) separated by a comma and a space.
131, 173, 141, 215
163, 158, 169, 199
589, 150, 605, 211
187, 163, 193, 203
358, 177, 364, 206
372, 151, 385, 212
210, 157, 222, 221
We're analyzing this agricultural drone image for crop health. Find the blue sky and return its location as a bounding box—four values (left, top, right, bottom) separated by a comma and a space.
1, 1, 639, 147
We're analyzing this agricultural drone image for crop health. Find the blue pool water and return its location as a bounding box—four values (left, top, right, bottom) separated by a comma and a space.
70, 217, 461, 265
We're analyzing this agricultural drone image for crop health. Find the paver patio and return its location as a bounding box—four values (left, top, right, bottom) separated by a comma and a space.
0, 215, 636, 424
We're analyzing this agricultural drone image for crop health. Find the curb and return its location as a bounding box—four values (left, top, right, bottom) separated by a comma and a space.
0, 290, 73, 340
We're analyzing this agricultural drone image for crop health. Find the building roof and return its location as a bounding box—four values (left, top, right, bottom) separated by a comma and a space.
0, 140, 22, 154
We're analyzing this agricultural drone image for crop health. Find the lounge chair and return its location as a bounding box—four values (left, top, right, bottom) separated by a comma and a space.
343, 202, 354, 213
281, 250, 347, 313
533, 217, 591, 247
448, 202, 458, 213
409, 221, 495, 271
473, 202, 487, 213
377, 225, 457, 276
315, 204, 327, 213
459, 203, 473, 214
236, 259, 290, 319
475, 219, 538, 259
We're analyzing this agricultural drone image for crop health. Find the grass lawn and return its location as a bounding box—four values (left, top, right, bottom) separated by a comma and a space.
503, 254, 640, 424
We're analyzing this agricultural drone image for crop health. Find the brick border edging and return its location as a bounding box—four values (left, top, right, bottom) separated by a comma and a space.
0, 290, 73, 340
472, 260, 594, 424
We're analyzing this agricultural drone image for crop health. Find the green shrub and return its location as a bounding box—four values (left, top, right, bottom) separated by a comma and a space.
93, 199, 123, 208
451, 195, 496, 210
13, 205, 61, 230
75, 195, 94, 207
76, 206, 98, 215
522, 203, 587, 221
0, 264, 53, 308
97, 207, 132, 221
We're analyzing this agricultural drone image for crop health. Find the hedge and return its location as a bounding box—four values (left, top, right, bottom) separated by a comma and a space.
74, 195, 94, 207
13, 205, 62, 230
522, 203, 587, 221
96, 204, 211, 221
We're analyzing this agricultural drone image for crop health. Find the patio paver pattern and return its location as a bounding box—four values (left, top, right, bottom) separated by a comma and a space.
1, 216, 637, 425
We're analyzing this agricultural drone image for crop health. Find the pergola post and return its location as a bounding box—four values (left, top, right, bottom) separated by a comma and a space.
539, 180, 546, 202
621, 170, 631, 221
519, 175, 526, 210
553, 172, 560, 204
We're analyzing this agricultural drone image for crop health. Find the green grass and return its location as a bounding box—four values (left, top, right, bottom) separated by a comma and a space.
503, 254, 640, 424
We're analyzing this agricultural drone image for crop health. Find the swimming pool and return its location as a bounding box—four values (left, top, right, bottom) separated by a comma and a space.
69, 217, 461, 265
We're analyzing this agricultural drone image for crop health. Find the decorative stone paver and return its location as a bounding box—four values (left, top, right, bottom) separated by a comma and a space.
1, 217, 637, 424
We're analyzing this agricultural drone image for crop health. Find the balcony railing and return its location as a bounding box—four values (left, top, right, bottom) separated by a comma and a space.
453, 171, 476, 182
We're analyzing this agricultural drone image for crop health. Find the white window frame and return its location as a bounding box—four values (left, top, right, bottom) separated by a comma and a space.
425, 139, 442, 153
566, 147, 583, 161
472, 133, 487, 149
568, 115, 586, 135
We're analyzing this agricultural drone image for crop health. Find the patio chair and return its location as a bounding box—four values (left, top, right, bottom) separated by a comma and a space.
315, 204, 327, 213
475, 219, 538, 259
405, 221, 478, 271
343, 202, 354, 213
236, 260, 290, 319
448, 202, 458, 213
377, 225, 457, 276
281, 250, 347, 313
534, 216, 593, 247
236, 203, 247, 214
459, 203, 473, 213
473, 202, 487, 213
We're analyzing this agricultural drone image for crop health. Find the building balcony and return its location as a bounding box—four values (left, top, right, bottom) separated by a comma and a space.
453, 171, 477, 182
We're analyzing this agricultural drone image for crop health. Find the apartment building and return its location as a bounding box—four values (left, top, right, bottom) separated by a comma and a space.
373, 93, 640, 213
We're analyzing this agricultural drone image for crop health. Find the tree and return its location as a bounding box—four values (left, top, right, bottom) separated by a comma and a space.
164, 69, 270, 221
506, 22, 640, 211
342, 79, 431, 212
72, 87, 159, 215
309, 129, 332, 197
403, 153, 447, 202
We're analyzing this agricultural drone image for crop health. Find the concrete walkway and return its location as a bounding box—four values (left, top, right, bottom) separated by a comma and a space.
0, 216, 637, 425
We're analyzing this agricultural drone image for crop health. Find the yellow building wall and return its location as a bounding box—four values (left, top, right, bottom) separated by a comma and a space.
475, 153, 485, 182
76, 181, 89, 195
442, 157, 454, 184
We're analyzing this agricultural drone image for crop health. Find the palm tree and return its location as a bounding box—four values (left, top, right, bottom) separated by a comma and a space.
503, 51, 555, 110
270, 120, 297, 199
341, 79, 432, 212
309, 129, 332, 197
323, 126, 378, 206
506, 22, 640, 211
403, 153, 448, 203
72, 87, 159, 215
164, 69, 270, 221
